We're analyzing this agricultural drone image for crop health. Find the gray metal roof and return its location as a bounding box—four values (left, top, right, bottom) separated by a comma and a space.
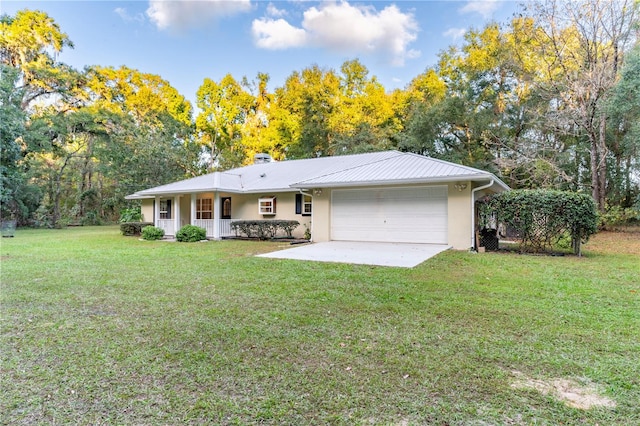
126, 150, 508, 199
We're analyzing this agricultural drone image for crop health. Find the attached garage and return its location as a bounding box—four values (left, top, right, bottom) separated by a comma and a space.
330, 186, 448, 244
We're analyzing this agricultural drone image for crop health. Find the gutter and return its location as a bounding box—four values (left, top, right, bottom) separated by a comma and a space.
293, 174, 510, 191
470, 179, 494, 250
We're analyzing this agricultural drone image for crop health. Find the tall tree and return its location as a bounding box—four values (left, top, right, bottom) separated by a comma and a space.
0, 9, 81, 109
607, 43, 640, 207
0, 64, 41, 223
523, 0, 639, 210
196, 74, 253, 169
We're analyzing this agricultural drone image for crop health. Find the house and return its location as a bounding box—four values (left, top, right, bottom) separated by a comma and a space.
125, 150, 509, 249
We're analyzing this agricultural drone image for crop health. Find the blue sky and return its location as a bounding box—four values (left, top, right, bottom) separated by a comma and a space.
2, 1, 520, 106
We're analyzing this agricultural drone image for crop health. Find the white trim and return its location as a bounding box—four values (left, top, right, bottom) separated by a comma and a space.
213, 192, 220, 239
190, 194, 196, 225
258, 197, 276, 215
154, 196, 160, 227
174, 196, 181, 235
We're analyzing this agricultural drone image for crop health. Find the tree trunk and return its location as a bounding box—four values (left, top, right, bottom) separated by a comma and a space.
590, 131, 601, 210
597, 114, 607, 211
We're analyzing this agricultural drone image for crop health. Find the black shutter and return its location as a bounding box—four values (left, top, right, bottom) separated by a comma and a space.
166, 199, 172, 219
295, 194, 302, 214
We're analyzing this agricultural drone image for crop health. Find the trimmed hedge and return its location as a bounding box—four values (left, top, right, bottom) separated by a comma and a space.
120, 222, 154, 236
141, 225, 164, 241
176, 224, 206, 242
231, 220, 300, 239
480, 189, 598, 255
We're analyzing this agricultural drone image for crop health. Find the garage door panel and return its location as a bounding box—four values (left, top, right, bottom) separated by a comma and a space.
331, 186, 448, 244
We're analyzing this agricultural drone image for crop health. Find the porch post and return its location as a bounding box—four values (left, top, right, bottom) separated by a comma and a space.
154, 196, 160, 227
174, 195, 181, 235
213, 192, 220, 239
190, 193, 196, 225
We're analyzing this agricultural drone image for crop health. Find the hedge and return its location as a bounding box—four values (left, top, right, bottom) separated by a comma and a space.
480, 189, 598, 255
230, 220, 300, 239
120, 222, 154, 236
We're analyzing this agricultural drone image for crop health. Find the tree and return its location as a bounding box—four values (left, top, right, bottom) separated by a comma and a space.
0, 10, 81, 110
0, 64, 41, 223
196, 74, 253, 169
522, 0, 639, 210
607, 43, 640, 208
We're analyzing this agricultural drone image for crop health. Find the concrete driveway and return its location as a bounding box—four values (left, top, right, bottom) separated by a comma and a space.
257, 241, 450, 268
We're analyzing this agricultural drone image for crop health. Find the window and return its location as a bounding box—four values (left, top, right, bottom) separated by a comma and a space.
258, 197, 276, 215
295, 194, 312, 216
196, 198, 212, 219
221, 197, 231, 219
159, 199, 171, 219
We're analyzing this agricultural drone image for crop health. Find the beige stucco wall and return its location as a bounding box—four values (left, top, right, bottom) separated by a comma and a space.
447, 182, 472, 250
230, 192, 311, 238
310, 182, 475, 250
141, 199, 154, 223
310, 189, 331, 242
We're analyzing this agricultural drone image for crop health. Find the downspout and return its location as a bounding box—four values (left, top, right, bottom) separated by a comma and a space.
470, 179, 493, 251
299, 189, 313, 242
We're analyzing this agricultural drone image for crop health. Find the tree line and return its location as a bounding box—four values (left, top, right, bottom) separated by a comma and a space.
1, 1, 639, 227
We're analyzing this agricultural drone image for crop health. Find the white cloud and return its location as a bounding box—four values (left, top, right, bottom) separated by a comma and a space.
252, 18, 308, 49
266, 2, 287, 18
252, 1, 420, 66
147, 0, 252, 31
459, 0, 500, 19
114, 7, 145, 23
443, 27, 466, 40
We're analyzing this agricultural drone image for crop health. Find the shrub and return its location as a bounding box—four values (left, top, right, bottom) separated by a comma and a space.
176, 224, 206, 242
141, 225, 165, 241
230, 220, 300, 239
480, 189, 598, 256
119, 207, 142, 223
600, 205, 640, 228
120, 222, 154, 236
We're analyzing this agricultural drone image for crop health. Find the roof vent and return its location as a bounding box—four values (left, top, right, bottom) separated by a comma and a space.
254, 153, 272, 164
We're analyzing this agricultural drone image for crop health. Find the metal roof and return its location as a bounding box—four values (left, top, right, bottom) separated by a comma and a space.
125, 151, 508, 199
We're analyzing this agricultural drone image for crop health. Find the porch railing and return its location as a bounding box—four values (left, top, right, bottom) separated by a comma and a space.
193, 219, 215, 237
191, 218, 234, 238
219, 219, 233, 237
157, 219, 175, 236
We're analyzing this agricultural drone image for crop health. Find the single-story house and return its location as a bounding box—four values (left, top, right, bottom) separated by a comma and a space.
125, 150, 509, 250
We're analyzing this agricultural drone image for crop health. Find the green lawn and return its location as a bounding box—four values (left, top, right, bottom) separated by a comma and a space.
1, 226, 638, 425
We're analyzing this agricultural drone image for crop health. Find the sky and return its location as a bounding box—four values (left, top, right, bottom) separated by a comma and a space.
2, 0, 522, 107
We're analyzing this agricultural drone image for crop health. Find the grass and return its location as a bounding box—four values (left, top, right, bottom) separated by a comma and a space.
1, 226, 638, 425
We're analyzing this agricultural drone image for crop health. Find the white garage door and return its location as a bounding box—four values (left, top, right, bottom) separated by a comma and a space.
331, 186, 448, 244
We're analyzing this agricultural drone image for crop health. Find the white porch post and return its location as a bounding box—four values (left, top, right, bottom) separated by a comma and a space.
190, 193, 196, 225
213, 192, 220, 239
154, 196, 160, 226
174, 195, 181, 235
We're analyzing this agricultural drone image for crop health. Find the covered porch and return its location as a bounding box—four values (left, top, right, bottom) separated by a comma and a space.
153, 192, 234, 239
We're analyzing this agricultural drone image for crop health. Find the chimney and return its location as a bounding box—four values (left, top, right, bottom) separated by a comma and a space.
254, 153, 272, 164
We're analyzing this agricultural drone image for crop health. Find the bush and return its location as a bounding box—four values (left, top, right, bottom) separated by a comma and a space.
119, 207, 142, 223
176, 224, 206, 242
231, 220, 300, 239
120, 222, 154, 236
480, 189, 598, 256
600, 205, 640, 228
141, 225, 165, 241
